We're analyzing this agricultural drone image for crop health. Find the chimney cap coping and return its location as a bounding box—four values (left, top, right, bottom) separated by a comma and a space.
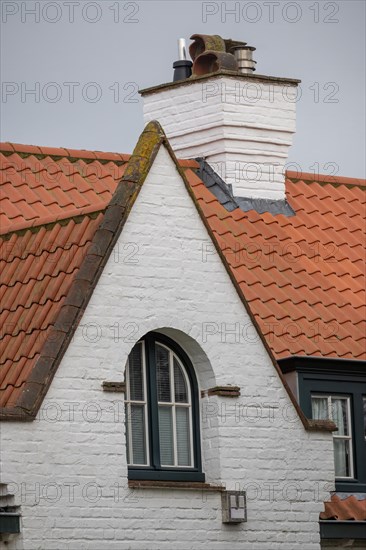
140, 70, 301, 96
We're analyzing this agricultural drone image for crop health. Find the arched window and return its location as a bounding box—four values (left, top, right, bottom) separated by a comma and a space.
125, 332, 204, 481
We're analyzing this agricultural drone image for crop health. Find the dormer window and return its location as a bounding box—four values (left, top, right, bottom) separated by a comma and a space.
311, 395, 354, 478
280, 356, 366, 493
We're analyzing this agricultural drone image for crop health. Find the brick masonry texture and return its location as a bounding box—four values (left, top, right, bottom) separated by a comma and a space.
1, 146, 335, 549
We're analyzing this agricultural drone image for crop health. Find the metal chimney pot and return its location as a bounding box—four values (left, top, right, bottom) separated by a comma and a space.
178, 38, 187, 61
173, 38, 193, 82
232, 45, 257, 74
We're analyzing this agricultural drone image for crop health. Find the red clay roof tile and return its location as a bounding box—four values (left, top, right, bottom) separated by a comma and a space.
0, 146, 128, 235
0, 143, 16, 153
190, 172, 365, 360
320, 494, 366, 521
0, 209, 103, 407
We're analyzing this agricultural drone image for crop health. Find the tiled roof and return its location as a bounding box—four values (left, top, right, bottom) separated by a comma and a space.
0, 142, 128, 235
320, 494, 366, 521
187, 170, 366, 359
0, 143, 129, 411
0, 214, 104, 407
0, 124, 365, 419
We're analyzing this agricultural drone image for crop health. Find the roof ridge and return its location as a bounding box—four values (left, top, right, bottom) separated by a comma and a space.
0, 143, 200, 169
286, 170, 366, 188
0, 142, 130, 163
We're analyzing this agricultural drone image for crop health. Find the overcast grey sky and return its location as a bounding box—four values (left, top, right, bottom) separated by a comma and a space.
1, 0, 365, 178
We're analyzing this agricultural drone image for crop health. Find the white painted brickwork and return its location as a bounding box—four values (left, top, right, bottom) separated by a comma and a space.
143, 76, 297, 200
1, 147, 334, 549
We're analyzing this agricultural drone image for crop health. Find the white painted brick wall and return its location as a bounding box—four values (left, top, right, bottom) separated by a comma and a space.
0, 146, 334, 549
143, 76, 297, 200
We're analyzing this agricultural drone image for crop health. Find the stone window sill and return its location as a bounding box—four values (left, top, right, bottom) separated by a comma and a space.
128, 480, 225, 491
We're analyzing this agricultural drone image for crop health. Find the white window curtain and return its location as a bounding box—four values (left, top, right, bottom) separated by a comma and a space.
312, 397, 328, 420
312, 395, 351, 478
332, 399, 348, 477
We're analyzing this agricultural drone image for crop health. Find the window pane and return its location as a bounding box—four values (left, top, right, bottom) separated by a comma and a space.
158, 406, 174, 465
176, 407, 191, 466
129, 343, 144, 401
312, 397, 329, 420
363, 397, 366, 440
174, 358, 188, 403
130, 405, 147, 465
334, 439, 351, 478
156, 344, 171, 402
332, 398, 348, 436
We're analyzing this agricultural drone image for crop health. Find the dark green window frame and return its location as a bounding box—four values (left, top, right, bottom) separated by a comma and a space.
127, 332, 205, 482
279, 357, 366, 492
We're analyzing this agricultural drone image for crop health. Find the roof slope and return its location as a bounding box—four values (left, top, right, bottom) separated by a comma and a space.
0, 145, 128, 411
0, 142, 128, 234
0, 124, 365, 419
187, 170, 366, 359
0, 214, 104, 408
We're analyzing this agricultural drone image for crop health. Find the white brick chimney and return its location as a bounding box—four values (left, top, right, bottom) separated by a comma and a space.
141, 39, 300, 201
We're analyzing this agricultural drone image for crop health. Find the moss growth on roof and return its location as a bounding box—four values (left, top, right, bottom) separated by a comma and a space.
122, 121, 164, 185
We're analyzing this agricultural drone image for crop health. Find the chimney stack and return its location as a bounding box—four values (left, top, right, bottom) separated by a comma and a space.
141, 34, 300, 201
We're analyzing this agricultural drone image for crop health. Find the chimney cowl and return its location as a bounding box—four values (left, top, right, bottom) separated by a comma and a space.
189, 34, 226, 61
192, 51, 238, 76
231, 45, 257, 74
144, 34, 300, 202
188, 33, 255, 78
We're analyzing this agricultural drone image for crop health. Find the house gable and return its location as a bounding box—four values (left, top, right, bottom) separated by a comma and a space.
0, 128, 339, 548
1, 129, 363, 547
2, 122, 356, 434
